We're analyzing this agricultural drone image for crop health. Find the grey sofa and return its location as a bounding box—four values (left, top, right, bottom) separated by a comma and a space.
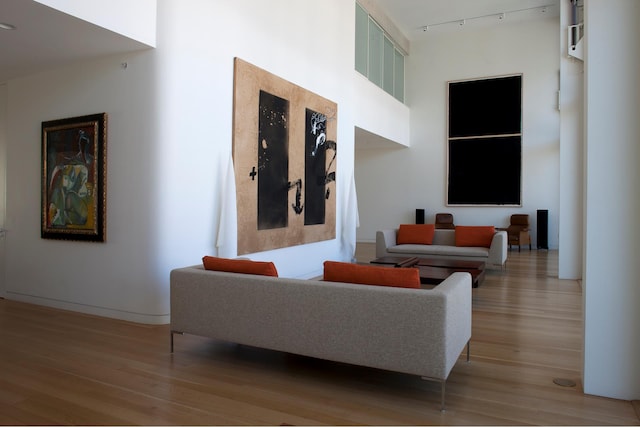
376, 228, 508, 269
170, 265, 472, 411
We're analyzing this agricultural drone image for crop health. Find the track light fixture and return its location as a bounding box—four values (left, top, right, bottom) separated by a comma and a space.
420, 4, 553, 32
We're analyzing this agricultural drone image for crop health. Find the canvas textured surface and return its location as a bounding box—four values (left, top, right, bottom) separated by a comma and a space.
232, 58, 337, 255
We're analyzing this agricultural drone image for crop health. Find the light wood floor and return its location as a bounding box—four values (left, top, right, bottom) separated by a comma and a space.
0, 247, 638, 425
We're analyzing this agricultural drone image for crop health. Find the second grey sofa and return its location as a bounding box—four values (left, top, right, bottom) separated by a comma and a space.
376, 228, 508, 269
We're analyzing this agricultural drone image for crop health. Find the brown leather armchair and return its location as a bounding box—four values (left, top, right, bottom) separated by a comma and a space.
507, 214, 532, 251
435, 213, 455, 229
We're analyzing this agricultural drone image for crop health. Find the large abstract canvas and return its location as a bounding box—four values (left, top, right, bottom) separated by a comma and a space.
233, 58, 337, 255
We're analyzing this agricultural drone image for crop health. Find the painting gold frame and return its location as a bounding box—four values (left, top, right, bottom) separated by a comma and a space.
41, 113, 107, 242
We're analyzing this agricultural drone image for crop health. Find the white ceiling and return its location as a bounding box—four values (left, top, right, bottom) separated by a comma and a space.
375, 0, 559, 38
0, 1, 560, 84
0, 0, 151, 83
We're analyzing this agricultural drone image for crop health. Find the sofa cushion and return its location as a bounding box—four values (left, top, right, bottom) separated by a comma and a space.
323, 261, 420, 289
431, 229, 457, 246
202, 256, 278, 277
388, 244, 489, 258
455, 226, 495, 248
397, 224, 435, 245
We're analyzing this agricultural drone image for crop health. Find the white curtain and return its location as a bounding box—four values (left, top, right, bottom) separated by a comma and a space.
216, 154, 237, 258
341, 171, 360, 262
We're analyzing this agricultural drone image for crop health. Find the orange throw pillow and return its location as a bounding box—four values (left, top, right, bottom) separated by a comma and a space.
396, 224, 435, 245
202, 256, 278, 277
323, 261, 420, 289
455, 226, 495, 248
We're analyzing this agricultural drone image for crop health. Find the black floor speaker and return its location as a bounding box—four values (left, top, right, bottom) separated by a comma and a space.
416, 209, 425, 224
537, 209, 548, 249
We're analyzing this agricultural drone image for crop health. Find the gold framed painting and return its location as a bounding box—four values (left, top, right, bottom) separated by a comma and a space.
41, 113, 107, 242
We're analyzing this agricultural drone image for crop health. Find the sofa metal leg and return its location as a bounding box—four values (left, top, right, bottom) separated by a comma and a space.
421, 376, 447, 412
170, 330, 183, 353
421, 343, 469, 411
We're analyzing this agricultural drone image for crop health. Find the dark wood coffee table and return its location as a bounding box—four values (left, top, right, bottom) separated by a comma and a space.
370, 256, 485, 287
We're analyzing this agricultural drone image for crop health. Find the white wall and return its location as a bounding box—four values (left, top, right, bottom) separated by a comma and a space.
558, 3, 584, 280
6, 51, 163, 323
4, 0, 359, 323
582, 0, 640, 400
354, 72, 410, 147
152, 0, 359, 279
356, 17, 561, 246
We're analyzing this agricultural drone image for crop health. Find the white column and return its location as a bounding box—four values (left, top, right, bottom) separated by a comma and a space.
582, 0, 640, 400
558, 0, 584, 280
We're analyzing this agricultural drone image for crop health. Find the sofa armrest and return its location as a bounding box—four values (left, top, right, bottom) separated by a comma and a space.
487, 230, 508, 268
376, 229, 398, 258
435, 272, 472, 377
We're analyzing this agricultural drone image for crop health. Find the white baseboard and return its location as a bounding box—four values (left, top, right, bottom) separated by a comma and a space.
5, 291, 170, 325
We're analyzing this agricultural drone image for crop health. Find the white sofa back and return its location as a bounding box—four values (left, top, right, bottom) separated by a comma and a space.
433, 229, 457, 245
170, 266, 471, 382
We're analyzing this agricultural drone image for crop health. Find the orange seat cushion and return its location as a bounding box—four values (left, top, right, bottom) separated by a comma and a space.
396, 224, 435, 245
323, 261, 420, 289
202, 256, 278, 277
455, 226, 495, 248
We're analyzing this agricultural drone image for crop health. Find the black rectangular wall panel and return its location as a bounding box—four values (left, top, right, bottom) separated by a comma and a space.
448, 75, 522, 138
257, 90, 289, 230
537, 209, 549, 249
304, 109, 327, 226
448, 136, 521, 205
447, 74, 522, 205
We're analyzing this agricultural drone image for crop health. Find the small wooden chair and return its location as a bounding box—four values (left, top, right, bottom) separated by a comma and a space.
507, 214, 532, 251
435, 213, 455, 229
